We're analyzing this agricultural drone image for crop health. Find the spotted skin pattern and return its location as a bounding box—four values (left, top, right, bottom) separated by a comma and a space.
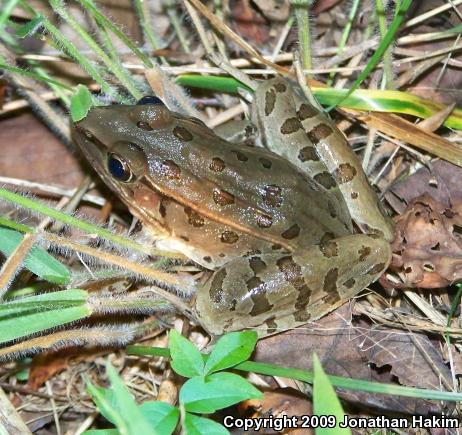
72, 78, 393, 337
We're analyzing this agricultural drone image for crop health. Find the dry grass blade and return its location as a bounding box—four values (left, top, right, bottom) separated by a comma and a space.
0, 233, 38, 295
185, 0, 287, 75
347, 110, 462, 167
0, 387, 33, 434
42, 232, 193, 312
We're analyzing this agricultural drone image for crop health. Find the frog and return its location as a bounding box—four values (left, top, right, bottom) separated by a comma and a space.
71, 77, 394, 337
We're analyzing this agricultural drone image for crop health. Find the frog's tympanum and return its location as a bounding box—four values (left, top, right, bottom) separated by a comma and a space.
72, 78, 394, 337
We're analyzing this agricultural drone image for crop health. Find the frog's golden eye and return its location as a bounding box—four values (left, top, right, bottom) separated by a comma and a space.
107, 153, 134, 182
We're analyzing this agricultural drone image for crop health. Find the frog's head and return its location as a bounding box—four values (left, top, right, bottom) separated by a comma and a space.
70, 96, 215, 235
72, 96, 172, 181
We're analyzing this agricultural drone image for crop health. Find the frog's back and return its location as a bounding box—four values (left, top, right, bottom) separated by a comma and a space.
151, 127, 354, 267
72, 103, 353, 269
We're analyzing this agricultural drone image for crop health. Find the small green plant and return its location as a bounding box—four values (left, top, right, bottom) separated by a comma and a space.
86, 330, 262, 434
85, 331, 354, 435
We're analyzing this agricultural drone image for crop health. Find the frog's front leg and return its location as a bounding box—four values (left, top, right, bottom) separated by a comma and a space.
194, 234, 391, 336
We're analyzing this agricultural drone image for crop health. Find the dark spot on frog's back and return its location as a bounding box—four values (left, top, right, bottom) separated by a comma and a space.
344, 278, 355, 288
314, 172, 337, 190
208, 268, 227, 304
358, 245, 371, 261
368, 263, 386, 275
231, 150, 248, 162
323, 268, 338, 293
137, 120, 153, 131
159, 200, 167, 217
281, 224, 300, 240
248, 256, 267, 274
319, 240, 338, 258
306, 124, 333, 143
273, 82, 287, 92
203, 256, 212, 263
263, 185, 283, 208
247, 280, 273, 316
298, 146, 320, 162
213, 188, 235, 206
210, 157, 225, 172
320, 232, 335, 243
334, 163, 357, 184
264, 317, 278, 334
160, 160, 181, 179
297, 103, 318, 120
276, 256, 303, 284
259, 157, 272, 169
327, 200, 337, 218
184, 206, 205, 227
294, 310, 311, 322
256, 214, 273, 228
221, 231, 239, 244
280, 117, 302, 135
173, 126, 193, 142
265, 89, 276, 116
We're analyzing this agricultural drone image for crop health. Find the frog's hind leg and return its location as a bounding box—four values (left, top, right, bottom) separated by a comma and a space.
213, 120, 257, 146
194, 234, 391, 337
253, 77, 394, 242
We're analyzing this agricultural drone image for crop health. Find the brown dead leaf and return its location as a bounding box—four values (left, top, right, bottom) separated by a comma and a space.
157, 379, 178, 405
229, 0, 270, 46
387, 193, 462, 288
28, 352, 71, 390
417, 103, 456, 132
350, 110, 462, 168
28, 347, 112, 390
255, 306, 444, 414
0, 113, 84, 186
252, 0, 290, 21
312, 0, 344, 14
389, 160, 462, 213
361, 327, 453, 391
240, 388, 312, 435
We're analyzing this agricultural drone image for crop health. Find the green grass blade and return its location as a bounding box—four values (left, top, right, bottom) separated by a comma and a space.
313, 354, 351, 435
76, 0, 154, 68
327, 0, 360, 85
49, 0, 140, 100
0, 188, 153, 256
0, 61, 73, 91
327, 0, 413, 110
18, 0, 124, 102
0, 289, 90, 343
127, 346, 462, 403
375, 0, 394, 89
177, 75, 462, 129
0, 226, 70, 285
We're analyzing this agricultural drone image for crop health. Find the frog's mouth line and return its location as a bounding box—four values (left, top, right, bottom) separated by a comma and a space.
140, 175, 295, 252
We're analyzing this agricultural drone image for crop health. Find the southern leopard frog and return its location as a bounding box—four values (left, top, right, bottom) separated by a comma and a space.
72, 78, 394, 336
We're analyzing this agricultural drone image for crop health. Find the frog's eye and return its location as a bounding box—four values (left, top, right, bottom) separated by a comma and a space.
137, 96, 164, 106
107, 153, 134, 182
